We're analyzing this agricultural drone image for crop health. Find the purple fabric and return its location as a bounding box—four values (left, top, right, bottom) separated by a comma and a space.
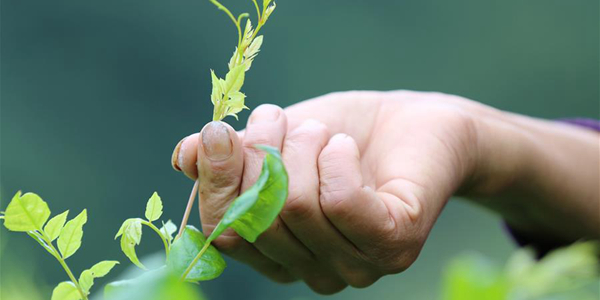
505, 118, 600, 257
558, 118, 600, 131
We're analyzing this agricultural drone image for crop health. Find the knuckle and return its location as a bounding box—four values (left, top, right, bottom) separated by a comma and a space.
344, 271, 379, 288
319, 186, 355, 216
205, 228, 244, 254
333, 262, 380, 289
305, 278, 347, 295
282, 188, 312, 218
266, 268, 297, 284
243, 131, 276, 149
368, 241, 421, 275
291, 119, 329, 141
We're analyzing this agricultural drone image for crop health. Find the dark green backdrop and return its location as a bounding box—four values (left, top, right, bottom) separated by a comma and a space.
1, 1, 598, 299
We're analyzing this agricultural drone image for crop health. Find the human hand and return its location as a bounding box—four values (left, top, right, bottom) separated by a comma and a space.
171, 90, 599, 293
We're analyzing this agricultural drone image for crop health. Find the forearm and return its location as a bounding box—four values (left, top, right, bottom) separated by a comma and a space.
465, 107, 599, 242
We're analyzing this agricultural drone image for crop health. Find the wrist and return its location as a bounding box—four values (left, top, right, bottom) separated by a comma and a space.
457, 104, 531, 199
463, 106, 600, 240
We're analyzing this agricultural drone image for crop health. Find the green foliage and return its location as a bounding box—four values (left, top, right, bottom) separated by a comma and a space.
167, 226, 226, 282
58, 209, 88, 259
115, 218, 145, 269
4, 191, 50, 232
209, 0, 276, 121
160, 220, 177, 245
145, 192, 163, 222
79, 261, 120, 295
45, 210, 69, 242
104, 268, 206, 300
442, 253, 508, 300
51, 282, 80, 300
2, 1, 283, 299
441, 242, 600, 300
1, 192, 118, 300
209, 145, 288, 243
115, 192, 173, 269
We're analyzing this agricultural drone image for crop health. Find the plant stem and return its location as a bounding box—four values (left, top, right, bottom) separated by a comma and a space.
180, 240, 212, 281
41, 232, 89, 300
177, 180, 199, 240
252, 0, 261, 19
141, 220, 170, 256
208, 0, 238, 27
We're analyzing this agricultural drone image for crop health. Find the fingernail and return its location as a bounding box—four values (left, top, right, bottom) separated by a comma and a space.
249, 104, 280, 124
172, 137, 186, 171
202, 121, 233, 161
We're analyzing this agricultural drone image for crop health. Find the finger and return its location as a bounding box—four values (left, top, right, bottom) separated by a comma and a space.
240, 104, 288, 191
239, 105, 333, 287
277, 119, 350, 293
318, 134, 397, 255
172, 133, 200, 179
197, 121, 294, 283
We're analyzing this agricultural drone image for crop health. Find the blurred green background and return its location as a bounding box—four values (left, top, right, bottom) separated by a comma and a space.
1, 0, 598, 299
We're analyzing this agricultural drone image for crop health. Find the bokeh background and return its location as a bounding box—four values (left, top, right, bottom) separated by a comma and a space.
1, 0, 598, 299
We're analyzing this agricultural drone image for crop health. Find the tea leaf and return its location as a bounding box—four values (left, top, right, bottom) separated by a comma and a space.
104, 268, 205, 300
224, 64, 245, 96
116, 218, 145, 269
263, 2, 276, 22
44, 210, 69, 241
90, 260, 120, 277
120, 233, 145, 269
4, 191, 51, 232
57, 209, 87, 259
145, 192, 163, 222
210, 70, 224, 105
79, 260, 120, 294
168, 226, 226, 282
208, 145, 288, 243
79, 270, 93, 295
160, 220, 178, 244
51, 281, 80, 300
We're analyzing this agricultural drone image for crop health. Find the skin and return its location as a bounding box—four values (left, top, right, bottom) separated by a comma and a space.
171, 90, 599, 294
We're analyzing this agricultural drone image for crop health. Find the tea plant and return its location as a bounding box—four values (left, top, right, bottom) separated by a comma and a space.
1, 1, 282, 299
441, 241, 600, 300
1, 192, 119, 300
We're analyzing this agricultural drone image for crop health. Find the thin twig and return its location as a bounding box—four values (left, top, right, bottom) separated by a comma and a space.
176, 180, 199, 240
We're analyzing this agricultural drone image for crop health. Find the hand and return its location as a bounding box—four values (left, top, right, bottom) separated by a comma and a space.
171, 90, 599, 294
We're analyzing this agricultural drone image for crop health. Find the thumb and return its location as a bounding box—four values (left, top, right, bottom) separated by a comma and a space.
197, 121, 244, 227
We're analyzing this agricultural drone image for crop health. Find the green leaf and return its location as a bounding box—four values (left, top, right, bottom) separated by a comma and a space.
263, 2, 276, 22
243, 35, 263, 71
441, 253, 508, 300
79, 270, 94, 294
208, 145, 288, 243
51, 281, 81, 300
104, 268, 206, 300
167, 225, 226, 282
226, 91, 248, 117
91, 260, 120, 277
57, 209, 87, 259
210, 70, 224, 105
145, 192, 163, 222
116, 218, 145, 269
44, 210, 69, 241
115, 218, 139, 239
223, 64, 245, 95
120, 233, 145, 269
79, 260, 120, 294
506, 242, 600, 297
160, 220, 178, 244
4, 191, 51, 232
